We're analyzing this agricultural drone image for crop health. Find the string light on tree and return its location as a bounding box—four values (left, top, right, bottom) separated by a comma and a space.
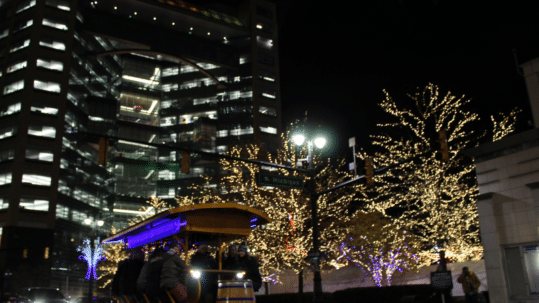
356, 83, 520, 266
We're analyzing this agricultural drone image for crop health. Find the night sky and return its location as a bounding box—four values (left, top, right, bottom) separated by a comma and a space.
199, 0, 539, 160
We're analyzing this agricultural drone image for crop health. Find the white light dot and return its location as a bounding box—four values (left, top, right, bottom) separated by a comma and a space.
172, 22, 175, 25
134, 12, 137, 15
153, 17, 157, 20
114, 6, 117, 9
207, 32, 210, 35
190, 27, 193, 30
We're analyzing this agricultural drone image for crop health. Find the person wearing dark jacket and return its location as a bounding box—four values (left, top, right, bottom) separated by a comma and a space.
222, 244, 238, 270
137, 248, 164, 298
234, 243, 262, 292
112, 250, 145, 302
190, 244, 218, 303
160, 242, 189, 303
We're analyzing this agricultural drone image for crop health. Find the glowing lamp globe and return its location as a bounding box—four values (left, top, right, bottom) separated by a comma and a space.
314, 137, 326, 149
292, 134, 305, 146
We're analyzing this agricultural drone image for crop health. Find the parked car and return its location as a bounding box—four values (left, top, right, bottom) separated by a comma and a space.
17, 288, 69, 303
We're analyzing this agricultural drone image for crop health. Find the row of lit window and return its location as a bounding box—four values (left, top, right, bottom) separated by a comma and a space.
0, 147, 54, 163
5, 58, 63, 74
0, 196, 49, 212
58, 181, 102, 208
4, 79, 61, 95
0, 123, 56, 139
0, 172, 51, 187
56, 204, 96, 224
16, 0, 70, 14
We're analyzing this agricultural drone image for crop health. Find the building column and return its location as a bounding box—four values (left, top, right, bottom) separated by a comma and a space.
477, 193, 509, 303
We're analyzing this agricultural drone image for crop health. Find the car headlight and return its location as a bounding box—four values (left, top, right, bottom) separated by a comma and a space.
236, 272, 245, 279
190, 270, 201, 279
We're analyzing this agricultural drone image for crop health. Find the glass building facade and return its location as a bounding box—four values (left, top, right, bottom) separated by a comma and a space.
0, 0, 281, 296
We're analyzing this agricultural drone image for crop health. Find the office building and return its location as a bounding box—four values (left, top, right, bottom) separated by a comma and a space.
0, 0, 281, 295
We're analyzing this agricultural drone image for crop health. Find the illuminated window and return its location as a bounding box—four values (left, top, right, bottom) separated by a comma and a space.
16, 0, 36, 13
162, 67, 179, 77
230, 126, 254, 136
1, 103, 22, 117
37, 58, 63, 71
31, 101, 59, 115
260, 87, 276, 99
13, 18, 33, 33
39, 37, 66, 51
160, 116, 177, 127
26, 147, 54, 162
258, 69, 275, 82
42, 17, 68, 31
0, 148, 14, 162
56, 204, 69, 219
4, 80, 24, 95
0, 197, 8, 209
34, 80, 61, 93
10, 38, 30, 53
0, 125, 17, 139
22, 173, 51, 186
259, 105, 276, 116
260, 126, 277, 134
7, 60, 27, 73
28, 124, 56, 138
0, 27, 8, 39
0, 172, 12, 186
45, 0, 70, 11
256, 36, 273, 51
20, 197, 49, 211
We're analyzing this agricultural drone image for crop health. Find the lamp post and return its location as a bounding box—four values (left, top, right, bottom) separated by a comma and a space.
292, 134, 326, 303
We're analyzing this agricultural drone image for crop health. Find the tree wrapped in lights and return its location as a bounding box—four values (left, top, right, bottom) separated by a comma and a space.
78, 238, 106, 280
358, 83, 520, 266
175, 130, 359, 279
333, 211, 418, 287
98, 233, 129, 288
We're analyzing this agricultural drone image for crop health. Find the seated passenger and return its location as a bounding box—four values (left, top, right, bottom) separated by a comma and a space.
160, 242, 188, 303
190, 244, 218, 303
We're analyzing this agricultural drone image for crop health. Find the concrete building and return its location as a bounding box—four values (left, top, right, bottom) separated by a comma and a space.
463, 56, 539, 303
0, 0, 281, 296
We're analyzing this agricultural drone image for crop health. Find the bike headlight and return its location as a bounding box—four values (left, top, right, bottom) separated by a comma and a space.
190, 270, 201, 279
236, 272, 245, 279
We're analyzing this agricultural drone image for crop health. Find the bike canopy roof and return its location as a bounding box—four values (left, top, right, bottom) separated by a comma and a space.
102, 203, 272, 249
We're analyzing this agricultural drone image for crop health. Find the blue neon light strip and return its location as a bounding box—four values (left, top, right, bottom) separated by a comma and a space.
127, 215, 187, 249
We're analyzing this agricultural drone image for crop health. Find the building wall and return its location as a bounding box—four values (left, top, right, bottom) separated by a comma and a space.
472, 141, 539, 303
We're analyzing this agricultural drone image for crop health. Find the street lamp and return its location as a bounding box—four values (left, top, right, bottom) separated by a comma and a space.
292, 134, 326, 302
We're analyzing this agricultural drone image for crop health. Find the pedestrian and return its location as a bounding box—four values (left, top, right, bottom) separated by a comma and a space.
457, 266, 481, 303
234, 242, 262, 292
160, 242, 189, 303
222, 244, 238, 270
190, 244, 218, 303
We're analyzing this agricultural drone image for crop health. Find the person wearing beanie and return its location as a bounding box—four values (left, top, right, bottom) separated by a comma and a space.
160, 241, 188, 303
233, 242, 262, 292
